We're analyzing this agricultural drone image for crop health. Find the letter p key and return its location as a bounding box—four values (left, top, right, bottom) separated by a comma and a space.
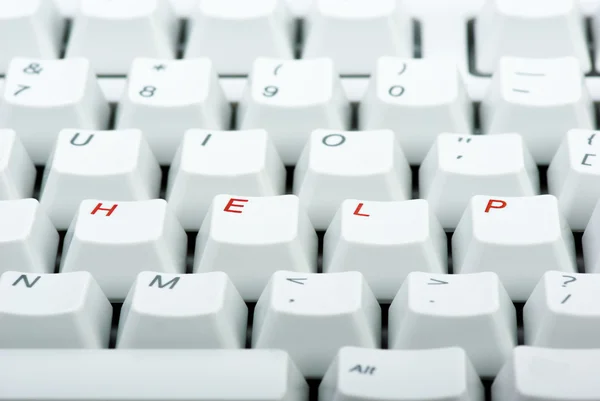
485, 199, 507, 213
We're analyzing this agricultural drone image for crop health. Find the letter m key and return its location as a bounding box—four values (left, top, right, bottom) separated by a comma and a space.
149, 275, 180, 290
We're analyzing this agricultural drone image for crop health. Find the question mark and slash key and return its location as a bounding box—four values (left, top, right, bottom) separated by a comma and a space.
560, 275, 577, 304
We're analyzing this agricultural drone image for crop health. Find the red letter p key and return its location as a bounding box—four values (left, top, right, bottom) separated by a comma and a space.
485, 199, 507, 213
91, 202, 118, 217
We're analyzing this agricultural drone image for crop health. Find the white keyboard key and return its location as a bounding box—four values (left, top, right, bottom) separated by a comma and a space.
61, 199, 187, 301
324, 199, 447, 301
0, 58, 110, 164
194, 195, 317, 301
493, 347, 600, 401
320, 347, 484, 401
237, 58, 350, 164
302, 0, 411, 74
167, 129, 286, 230
580, 201, 600, 273
253, 270, 381, 377
548, 129, 600, 230
116, 58, 231, 164
359, 58, 472, 164
453, 195, 576, 301
118, 271, 247, 349
40, 129, 161, 229
480, 57, 594, 163
0, 271, 112, 348
0, 199, 58, 275
0, 350, 309, 401
0, 129, 36, 200
0, 0, 63, 73
66, 0, 178, 75
389, 272, 516, 377
524, 271, 600, 348
185, 0, 294, 74
420, 133, 539, 229
475, 0, 590, 75
294, 129, 411, 230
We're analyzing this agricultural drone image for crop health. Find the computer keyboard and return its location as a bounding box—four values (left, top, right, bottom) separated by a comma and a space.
3, 0, 600, 400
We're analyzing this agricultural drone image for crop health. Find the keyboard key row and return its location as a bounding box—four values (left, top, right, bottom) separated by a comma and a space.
0, 0, 413, 75
2, 193, 599, 302
5, 267, 600, 382
0, 55, 594, 165
1, 345, 598, 400
4, 126, 600, 231
7, 0, 600, 78
0, 269, 518, 377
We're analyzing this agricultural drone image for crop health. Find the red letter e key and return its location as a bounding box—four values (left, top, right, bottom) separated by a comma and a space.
224, 198, 248, 214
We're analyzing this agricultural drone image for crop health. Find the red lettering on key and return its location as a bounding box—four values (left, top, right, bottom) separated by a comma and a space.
353, 202, 370, 217
224, 198, 248, 214
91, 202, 118, 217
485, 199, 507, 213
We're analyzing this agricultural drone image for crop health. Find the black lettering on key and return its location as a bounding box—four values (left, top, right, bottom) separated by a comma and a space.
139, 86, 157, 98
23, 63, 42, 75
514, 72, 545, 77
12, 274, 41, 288
589, 133, 596, 146
397, 62, 407, 75
388, 85, 405, 97
286, 278, 307, 285
562, 275, 576, 287
322, 134, 346, 147
349, 364, 376, 375
263, 86, 279, 97
561, 294, 572, 304
149, 275, 180, 290
582, 153, 596, 166
13, 85, 30, 96
428, 278, 448, 285
70, 133, 94, 146
201, 133, 212, 146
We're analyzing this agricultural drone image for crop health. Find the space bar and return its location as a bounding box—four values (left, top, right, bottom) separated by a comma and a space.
0, 349, 308, 400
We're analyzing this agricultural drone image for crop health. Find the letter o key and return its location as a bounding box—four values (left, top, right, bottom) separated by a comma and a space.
322, 134, 346, 147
